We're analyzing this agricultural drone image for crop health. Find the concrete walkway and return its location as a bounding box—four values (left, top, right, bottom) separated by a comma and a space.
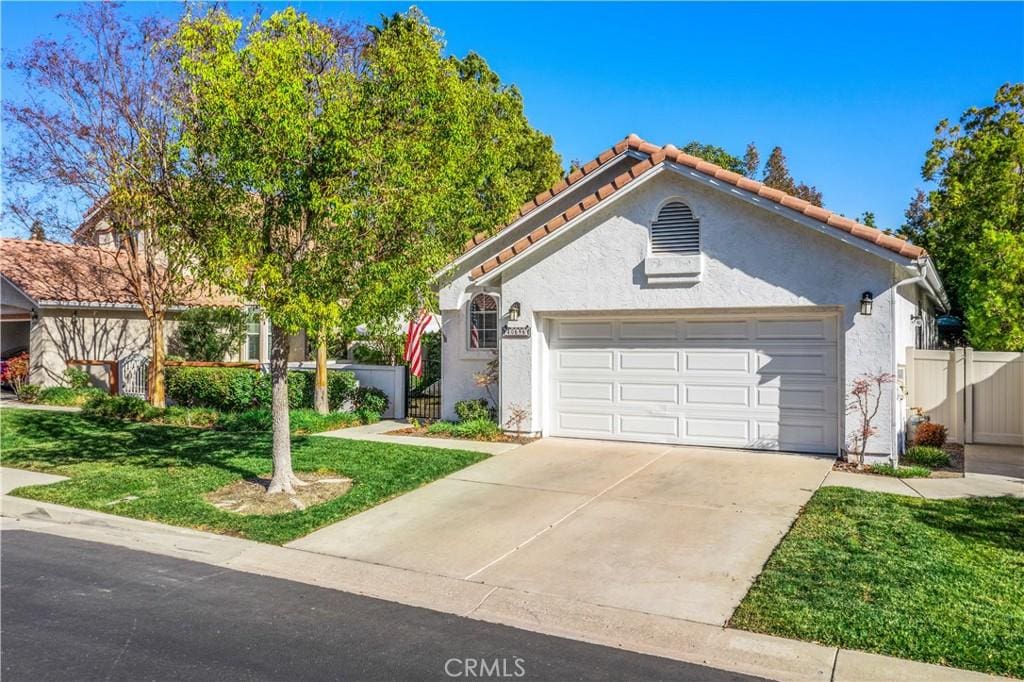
1, 468, 68, 495
0, 400, 80, 413
822, 442, 1023, 498
1, 493, 1008, 681
318, 419, 521, 455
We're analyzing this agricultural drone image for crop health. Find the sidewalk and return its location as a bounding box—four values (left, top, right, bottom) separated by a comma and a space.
0, 480, 1009, 682
822, 469, 1023, 498
319, 419, 521, 455
0, 399, 81, 413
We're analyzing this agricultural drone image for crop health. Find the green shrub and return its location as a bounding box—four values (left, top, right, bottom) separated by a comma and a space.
169, 306, 248, 362
165, 365, 357, 412
15, 384, 40, 403
353, 386, 388, 414
36, 386, 107, 407
427, 418, 501, 440
904, 445, 950, 468
455, 399, 492, 422
353, 408, 380, 425
869, 463, 932, 478
62, 367, 92, 389
82, 394, 149, 421
914, 421, 948, 447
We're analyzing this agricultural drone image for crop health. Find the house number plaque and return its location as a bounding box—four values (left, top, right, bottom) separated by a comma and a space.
502, 324, 531, 339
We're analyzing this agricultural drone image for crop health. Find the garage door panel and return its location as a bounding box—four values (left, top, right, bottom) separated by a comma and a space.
620, 415, 679, 437
619, 383, 678, 404
756, 384, 838, 413
757, 349, 836, 378
684, 384, 750, 408
548, 314, 839, 454
684, 350, 751, 373
558, 351, 614, 370
557, 321, 614, 341
558, 412, 614, 434
620, 321, 678, 339
755, 318, 836, 342
684, 418, 750, 441
619, 351, 679, 371
558, 381, 614, 402
684, 320, 749, 340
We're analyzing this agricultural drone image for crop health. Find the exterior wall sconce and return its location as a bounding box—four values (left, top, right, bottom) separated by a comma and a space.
911, 313, 923, 327
507, 302, 521, 322
860, 291, 874, 316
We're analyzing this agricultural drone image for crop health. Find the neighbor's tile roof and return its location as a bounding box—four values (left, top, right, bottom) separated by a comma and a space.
468, 134, 925, 280
0, 238, 237, 307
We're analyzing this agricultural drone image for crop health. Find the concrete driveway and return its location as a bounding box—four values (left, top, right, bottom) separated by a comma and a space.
289, 438, 833, 626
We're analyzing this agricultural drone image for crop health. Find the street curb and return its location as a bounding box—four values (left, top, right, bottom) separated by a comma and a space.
1, 495, 1011, 682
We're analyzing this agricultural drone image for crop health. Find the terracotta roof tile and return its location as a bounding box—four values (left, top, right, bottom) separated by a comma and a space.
0, 238, 237, 308
465, 135, 926, 279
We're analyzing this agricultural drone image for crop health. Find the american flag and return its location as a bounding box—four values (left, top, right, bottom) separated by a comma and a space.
403, 309, 433, 377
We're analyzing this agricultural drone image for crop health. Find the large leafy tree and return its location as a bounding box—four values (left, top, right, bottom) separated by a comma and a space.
174, 7, 560, 493
4, 3, 201, 407
923, 83, 1024, 351
680, 142, 745, 175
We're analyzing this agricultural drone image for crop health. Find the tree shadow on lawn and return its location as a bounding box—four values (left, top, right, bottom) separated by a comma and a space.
1, 409, 273, 481
910, 495, 1024, 554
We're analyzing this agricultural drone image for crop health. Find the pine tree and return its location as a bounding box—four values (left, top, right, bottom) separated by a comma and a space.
761, 146, 823, 206
742, 142, 760, 178
28, 220, 45, 241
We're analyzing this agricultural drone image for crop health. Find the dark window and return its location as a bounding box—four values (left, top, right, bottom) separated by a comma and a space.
469, 294, 498, 349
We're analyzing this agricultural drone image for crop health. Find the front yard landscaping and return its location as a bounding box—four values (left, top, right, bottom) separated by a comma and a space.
0, 408, 487, 544
731, 486, 1024, 678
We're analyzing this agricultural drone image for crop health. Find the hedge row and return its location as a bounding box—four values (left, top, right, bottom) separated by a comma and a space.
165, 366, 361, 412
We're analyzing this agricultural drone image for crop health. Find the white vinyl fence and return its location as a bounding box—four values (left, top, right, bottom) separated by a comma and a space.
906, 347, 1024, 446
288, 361, 406, 419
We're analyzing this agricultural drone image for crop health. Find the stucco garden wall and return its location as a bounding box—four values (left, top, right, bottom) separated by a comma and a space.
29, 308, 177, 388
444, 170, 907, 457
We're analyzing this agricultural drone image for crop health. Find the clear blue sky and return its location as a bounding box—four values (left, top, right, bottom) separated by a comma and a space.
2, 1, 1022, 235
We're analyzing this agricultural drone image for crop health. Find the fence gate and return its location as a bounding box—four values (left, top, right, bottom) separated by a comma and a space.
119, 357, 149, 399
405, 367, 441, 420
906, 347, 1024, 446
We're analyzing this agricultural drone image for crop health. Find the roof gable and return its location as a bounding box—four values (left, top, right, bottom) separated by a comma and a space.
466, 135, 925, 281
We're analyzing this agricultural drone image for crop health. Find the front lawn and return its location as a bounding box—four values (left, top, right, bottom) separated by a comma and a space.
731, 486, 1024, 678
0, 408, 487, 544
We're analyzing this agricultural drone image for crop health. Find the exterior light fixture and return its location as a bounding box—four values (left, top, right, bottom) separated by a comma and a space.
508, 302, 521, 322
860, 292, 874, 316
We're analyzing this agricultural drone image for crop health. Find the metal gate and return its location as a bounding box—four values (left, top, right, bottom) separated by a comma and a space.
405, 367, 440, 420
119, 357, 149, 399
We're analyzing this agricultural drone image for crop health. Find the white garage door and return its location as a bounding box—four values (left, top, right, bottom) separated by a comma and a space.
547, 314, 839, 453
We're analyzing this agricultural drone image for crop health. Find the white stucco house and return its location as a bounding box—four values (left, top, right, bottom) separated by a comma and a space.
437, 134, 948, 460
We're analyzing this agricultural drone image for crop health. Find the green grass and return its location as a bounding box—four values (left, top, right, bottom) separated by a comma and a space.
731, 487, 1024, 678
0, 408, 487, 544
867, 463, 933, 478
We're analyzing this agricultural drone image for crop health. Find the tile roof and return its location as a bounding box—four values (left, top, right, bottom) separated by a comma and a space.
0, 238, 237, 308
469, 134, 925, 280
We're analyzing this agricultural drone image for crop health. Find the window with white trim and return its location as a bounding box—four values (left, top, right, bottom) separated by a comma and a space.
244, 307, 261, 361
651, 201, 700, 255
468, 294, 498, 349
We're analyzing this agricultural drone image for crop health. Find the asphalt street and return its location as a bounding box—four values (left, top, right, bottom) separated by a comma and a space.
1, 530, 766, 681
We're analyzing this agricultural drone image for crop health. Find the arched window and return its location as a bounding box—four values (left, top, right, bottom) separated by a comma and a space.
651, 201, 699, 255
469, 294, 498, 349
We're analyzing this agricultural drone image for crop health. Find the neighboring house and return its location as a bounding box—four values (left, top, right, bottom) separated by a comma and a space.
0, 238, 236, 388
437, 134, 948, 460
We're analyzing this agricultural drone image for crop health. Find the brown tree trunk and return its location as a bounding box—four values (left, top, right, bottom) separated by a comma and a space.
314, 330, 329, 414
148, 314, 166, 408
266, 325, 304, 494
